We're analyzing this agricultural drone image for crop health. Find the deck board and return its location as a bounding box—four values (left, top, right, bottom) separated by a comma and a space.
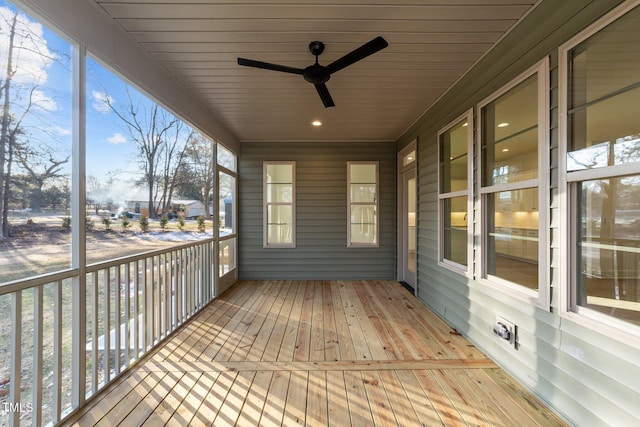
64, 280, 567, 427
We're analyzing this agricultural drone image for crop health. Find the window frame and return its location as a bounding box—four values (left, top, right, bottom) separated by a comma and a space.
347, 161, 380, 248
559, 0, 640, 340
263, 161, 296, 248
477, 58, 550, 309
438, 109, 474, 276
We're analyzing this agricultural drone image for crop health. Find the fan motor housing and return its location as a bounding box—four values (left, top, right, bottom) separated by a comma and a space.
303, 64, 330, 84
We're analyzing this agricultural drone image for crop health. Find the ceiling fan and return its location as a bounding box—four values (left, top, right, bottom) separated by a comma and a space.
237, 36, 388, 108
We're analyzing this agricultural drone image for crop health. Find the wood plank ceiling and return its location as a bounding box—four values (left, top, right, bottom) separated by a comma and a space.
93, 1, 539, 143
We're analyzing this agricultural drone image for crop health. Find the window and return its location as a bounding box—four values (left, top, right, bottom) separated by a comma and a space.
479, 59, 548, 304
264, 162, 295, 247
86, 58, 216, 264
218, 145, 237, 277
348, 161, 378, 247
439, 110, 473, 272
561, 2, 640, 330
0, 3, 73, 283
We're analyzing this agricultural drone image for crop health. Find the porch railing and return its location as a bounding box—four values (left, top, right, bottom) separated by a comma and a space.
0, 238, 216, 427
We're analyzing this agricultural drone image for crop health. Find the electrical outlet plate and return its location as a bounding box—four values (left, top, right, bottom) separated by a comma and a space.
495, 315, 516, 347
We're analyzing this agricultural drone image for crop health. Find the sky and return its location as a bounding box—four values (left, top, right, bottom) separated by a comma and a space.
1, 1, 206, 205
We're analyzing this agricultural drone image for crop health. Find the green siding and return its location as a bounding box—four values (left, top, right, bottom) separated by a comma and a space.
239, 141, 396, 280
399, 1, 640, 426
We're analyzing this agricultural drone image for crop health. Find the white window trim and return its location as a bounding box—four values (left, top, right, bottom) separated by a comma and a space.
558, 0, 640, 343
437, 109, 474, 277
348, 161, 380, 248
476, 57, 550, 309
263, 161, 296, 248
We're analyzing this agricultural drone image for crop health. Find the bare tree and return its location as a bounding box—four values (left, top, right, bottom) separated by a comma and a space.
103, 87, 188, 219
181, 132, 215, 219
0, 7, 60, 237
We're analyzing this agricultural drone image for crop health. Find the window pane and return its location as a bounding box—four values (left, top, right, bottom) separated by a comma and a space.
266, 163, 292, 182
568, 87, 640, 171
266, 183, 292, 203
443, 197, 468, 266
219, 172, 235, 236
0, 5, 72, 283
219, 237, 236, 277
217, 144, 236, 171
440, 120, 468, 193
350, 205, 377, 244
403, 150, 416, 167
569, 5, 640, 107
267, 205, 292, 226
486, 189, 539, 290
567, 6, 640, 172
577, 177, 640, 326
267, 224, 292, 244
350, 184, 376, 203
87, 58, 214, 264
482, 75, 538, 186
350, 163, 376, 182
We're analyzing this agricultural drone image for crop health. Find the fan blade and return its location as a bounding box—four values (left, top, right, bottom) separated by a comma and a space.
314, 83, 335, 108
237, 58, 305, 75
325, 36, 388, 75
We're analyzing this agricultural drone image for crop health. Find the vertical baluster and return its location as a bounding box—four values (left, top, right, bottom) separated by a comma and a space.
32, 286, 44, 426
172, 250, 178, 328
163, 252, 173, 335
185, 247, 190, 316
176, 249, 182, 323
188, 247, 192, 313
154, 255, 160, 342
53, 280, 63, 422
145, 258, 152, 350
91, 271, 98, 393
124, 262, 130, 367
103, 268, 111, 383
134, 260, 140, 359
9, 290, 22, 427
114, 266, 121, 374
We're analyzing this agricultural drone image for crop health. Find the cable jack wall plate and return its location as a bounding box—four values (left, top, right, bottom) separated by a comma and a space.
494, 316, 516, 348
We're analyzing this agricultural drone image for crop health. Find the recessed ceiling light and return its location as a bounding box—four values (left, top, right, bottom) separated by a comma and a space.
462, 122, 468, 127
497, 122, 510, 128
311, 120, 322, 127
502, 148, 510, 152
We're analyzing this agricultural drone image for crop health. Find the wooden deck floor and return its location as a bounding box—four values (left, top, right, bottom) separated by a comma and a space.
63, 280, 566, 426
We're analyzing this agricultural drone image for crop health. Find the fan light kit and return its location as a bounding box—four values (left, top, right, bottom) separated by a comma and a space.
237, 36, 388, 108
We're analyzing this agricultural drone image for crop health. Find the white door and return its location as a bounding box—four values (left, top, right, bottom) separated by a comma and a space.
398, 143, 417, 292
402, 170, 417, 288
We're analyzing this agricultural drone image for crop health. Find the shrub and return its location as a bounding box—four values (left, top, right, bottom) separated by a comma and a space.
101, 216, 112, 230
138, 214, 149, 232
197, 215, 206, 232
61, 216, 71, 230
85, 217, 94, 232
177, 216, 185, 231
159, 214, 168, 230
121, 215, 131, 231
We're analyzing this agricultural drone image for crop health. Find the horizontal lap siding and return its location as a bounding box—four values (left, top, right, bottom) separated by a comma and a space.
399, 1, 640, 426
239, 141, 396, 280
